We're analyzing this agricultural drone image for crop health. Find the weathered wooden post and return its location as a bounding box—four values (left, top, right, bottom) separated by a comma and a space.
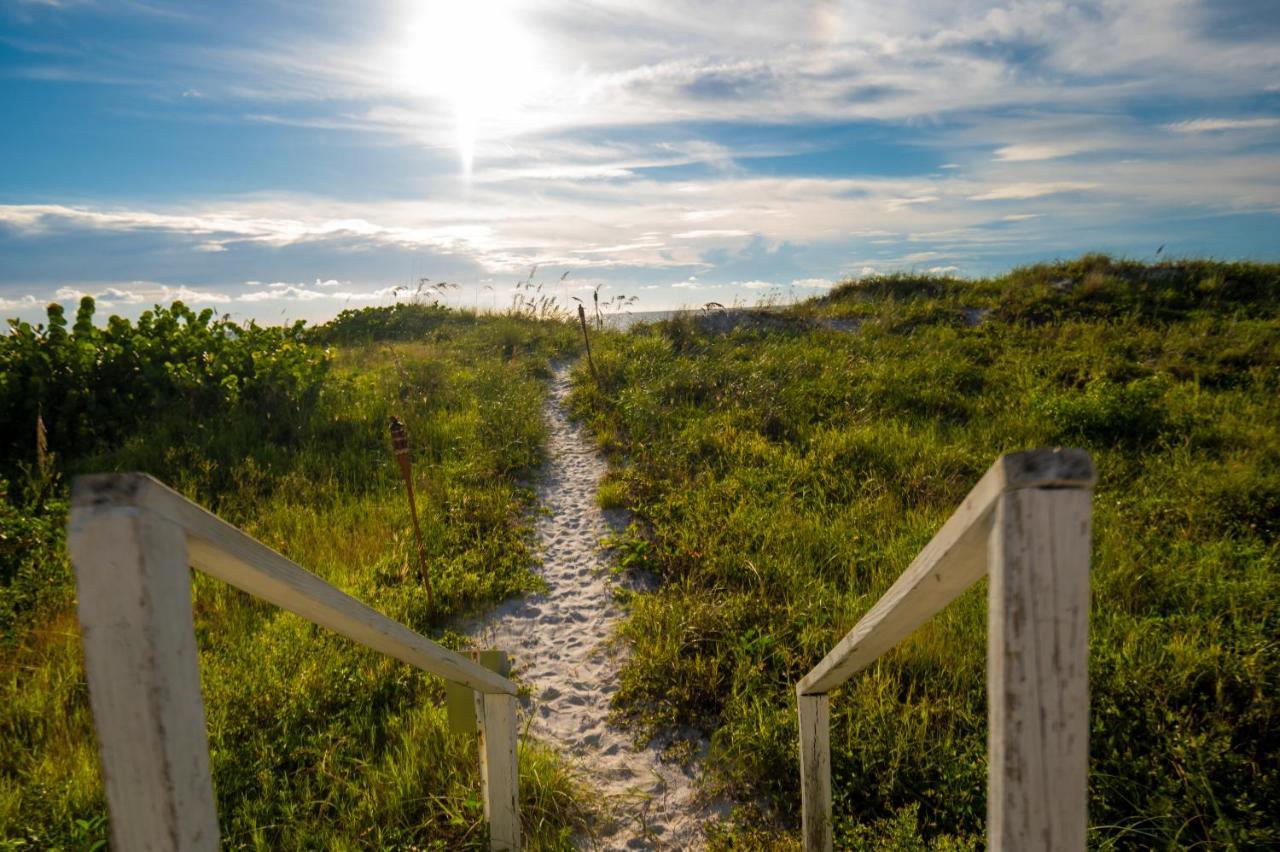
576, 304, 599, 386
794, 450, 1093, 852
68, 472, 525, 851
796, 691, 832, 852
475, 689, 521, 850
987, 486, 1090, 850
68, 478, 219, 851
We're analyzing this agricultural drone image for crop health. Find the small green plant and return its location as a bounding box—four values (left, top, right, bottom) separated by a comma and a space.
595, 478, 627, 510
1038, 374, 1174, 447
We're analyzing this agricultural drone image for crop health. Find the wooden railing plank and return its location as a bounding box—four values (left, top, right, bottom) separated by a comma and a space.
71, 472, 525, 850
797, 449, 1093, 696
794, 449, 1094, 852
72, 473, 515, 696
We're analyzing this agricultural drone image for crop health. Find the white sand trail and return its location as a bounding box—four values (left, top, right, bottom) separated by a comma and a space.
469, 364, 723, 850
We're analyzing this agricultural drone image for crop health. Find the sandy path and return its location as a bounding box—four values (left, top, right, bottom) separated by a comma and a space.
468, 364, 721, 850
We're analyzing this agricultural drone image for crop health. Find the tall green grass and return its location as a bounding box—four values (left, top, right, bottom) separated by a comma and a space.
1, 307, 585, 849
570, 256, 1279, 849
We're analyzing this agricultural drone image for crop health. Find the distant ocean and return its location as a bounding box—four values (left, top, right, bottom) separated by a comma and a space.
600, 309, 685, 329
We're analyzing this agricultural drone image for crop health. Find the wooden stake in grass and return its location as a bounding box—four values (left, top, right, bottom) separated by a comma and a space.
36, 405, 48, 476
577, 304, 600, 386
389, 416, 435, 607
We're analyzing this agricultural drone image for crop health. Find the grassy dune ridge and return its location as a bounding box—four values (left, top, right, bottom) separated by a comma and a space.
1, 303, 585, 849
568, 256, 1279, 848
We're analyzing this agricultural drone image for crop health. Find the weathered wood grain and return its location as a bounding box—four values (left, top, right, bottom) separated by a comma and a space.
70, 472, 524, 850
69, 504, 219, 851
797, 449, 1093, 696
988, 487, 1090, 851
71, 473, 514, 695
476, 691, 522, 851
796, 692, 832, 852
794, 449, 1093, 852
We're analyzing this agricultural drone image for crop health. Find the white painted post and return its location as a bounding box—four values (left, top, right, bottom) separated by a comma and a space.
797, 691, 833, 852
68, 503, 219, 851
475, 691, 521, 851
987, 487, 1091, 851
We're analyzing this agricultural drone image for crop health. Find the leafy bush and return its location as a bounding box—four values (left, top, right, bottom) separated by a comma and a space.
0, 477, 70, 647
310, 302, 458, 344
0, 298, 330, 477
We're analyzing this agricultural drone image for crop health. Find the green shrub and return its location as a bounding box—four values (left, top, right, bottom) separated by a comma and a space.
0, 298, 329, 478
310, 301, 458, 344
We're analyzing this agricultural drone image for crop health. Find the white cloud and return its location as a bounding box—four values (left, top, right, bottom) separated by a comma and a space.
52, 285, 150, 305
671, 277, 707, 289
164, 286, 230, 303
993, 143, 1086, 162
1166, 118, 1280, 134
886, 195, 938, 211
970, 182, 1098, 201
672, 229, 751, 239
0, 294, 39, 311
332, 286, 404, 301
239, 285, 326, 302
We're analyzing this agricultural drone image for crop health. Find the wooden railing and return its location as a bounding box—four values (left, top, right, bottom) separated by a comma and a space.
68, 473, 521, 851
795, 449, 1095, 852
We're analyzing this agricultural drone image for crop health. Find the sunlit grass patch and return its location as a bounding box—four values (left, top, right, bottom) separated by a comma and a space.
571, 256, 1280, 848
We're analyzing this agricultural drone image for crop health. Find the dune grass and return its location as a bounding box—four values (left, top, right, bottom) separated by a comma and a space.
1, 306, 585, 849
569, 256, 1280, 849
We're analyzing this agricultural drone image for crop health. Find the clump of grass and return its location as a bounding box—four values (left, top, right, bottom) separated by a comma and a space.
596, 476, 628, 510
569, 256, 1280, 848
0, 308, 586, 848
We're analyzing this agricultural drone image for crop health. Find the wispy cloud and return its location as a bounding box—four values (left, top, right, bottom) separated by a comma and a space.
993, 143, 1088, 163
1166, 117, 1280, 134
970, 182, 1099, 201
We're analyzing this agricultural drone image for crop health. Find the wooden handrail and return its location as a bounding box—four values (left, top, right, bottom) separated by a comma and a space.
68, 472, 521, 851
795, 448, 1095, 852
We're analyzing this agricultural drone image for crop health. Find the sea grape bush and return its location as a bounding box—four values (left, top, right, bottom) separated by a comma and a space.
0, 297, 330, 475
0, 476, 69, 646
311, 301, 457, 344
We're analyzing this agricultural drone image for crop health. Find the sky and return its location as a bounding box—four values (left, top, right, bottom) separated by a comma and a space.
1, 0, 1278, 324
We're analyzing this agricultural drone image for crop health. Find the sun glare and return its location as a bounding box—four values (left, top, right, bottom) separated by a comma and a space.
398, 1, 547, 176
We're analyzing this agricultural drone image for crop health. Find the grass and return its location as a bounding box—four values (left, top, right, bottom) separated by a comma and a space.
568, 255, 1280, 849
0, 308, 587, 849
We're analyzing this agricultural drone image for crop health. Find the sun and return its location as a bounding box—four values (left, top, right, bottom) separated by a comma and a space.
397, 1, 547, 176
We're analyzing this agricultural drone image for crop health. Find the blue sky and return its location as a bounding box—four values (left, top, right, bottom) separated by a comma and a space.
1, 0, 1278, 323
